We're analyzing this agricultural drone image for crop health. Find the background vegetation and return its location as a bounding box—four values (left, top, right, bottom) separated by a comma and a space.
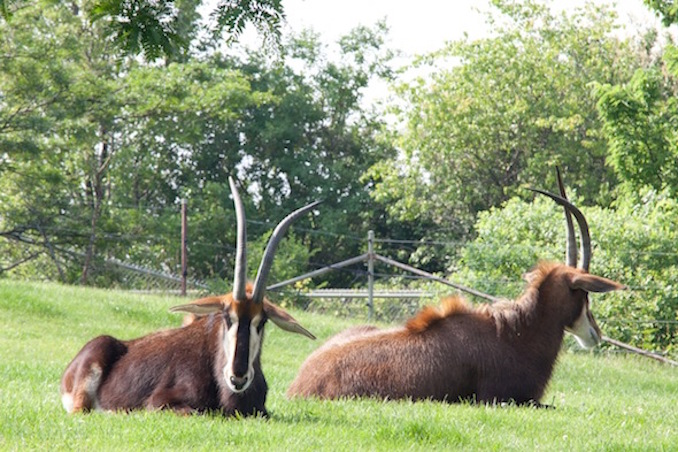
1, 0, 676, 355
0, 280, 676, 450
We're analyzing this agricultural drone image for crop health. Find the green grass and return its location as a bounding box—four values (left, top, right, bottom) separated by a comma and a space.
0, 279, 676, 451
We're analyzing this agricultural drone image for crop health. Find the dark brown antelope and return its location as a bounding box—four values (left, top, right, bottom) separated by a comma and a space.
287, 190, 625, 406
61, 178, 318, 416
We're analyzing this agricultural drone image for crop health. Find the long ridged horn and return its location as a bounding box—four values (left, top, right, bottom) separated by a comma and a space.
251, 200, 322, 304
529, 188, 591, 272
556, 167, 578, 268
229, 177, 247, 301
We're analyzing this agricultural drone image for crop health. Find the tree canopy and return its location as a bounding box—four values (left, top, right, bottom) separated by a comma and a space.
0, 0, 285, 60
369, 0, 640, 246
0, 1, 396, 287
594, 1, 678, 197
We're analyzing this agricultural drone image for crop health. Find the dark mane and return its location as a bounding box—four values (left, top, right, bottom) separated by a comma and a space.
405, 296, 473, 333
477, 262, 558, 335
406, 262, 559, 336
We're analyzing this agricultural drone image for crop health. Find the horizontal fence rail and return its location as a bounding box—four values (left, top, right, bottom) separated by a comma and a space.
304, 289, 435, 299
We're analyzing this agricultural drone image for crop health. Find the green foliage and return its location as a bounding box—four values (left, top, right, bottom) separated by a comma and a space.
88, 0, 186, 60
0, 279, 676, 450
0, 2, 121, 282
369, 0, 639, 269
597, 69, 678, 192
200, 28, 396, 287
0, 0, 396, 289
454, 195, 563, 297
0, 0, 283, 61
455, 189, 678, 355
595, 48, 678, 196
644, 0, 678, 26
246, 231, 317, 288
211, 0, 285, 46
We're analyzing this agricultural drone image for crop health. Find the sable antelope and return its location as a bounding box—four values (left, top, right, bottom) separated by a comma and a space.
61, 178, 318, 416
287, 189, 625, 405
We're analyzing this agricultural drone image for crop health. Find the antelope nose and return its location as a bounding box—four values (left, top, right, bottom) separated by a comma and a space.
230, 375, 248, 391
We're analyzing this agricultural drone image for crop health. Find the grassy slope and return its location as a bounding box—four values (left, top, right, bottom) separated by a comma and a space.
0, 279, 675, 451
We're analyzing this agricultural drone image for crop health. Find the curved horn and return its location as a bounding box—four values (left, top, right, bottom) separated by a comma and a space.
529, 188, 591, 272
556, 167, 577, 268
251, 200, 322, 304
229, 177, 247, 302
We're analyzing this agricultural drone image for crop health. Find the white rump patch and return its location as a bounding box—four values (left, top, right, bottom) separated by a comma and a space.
62, 363, 103, 413
61, 393, 75, 413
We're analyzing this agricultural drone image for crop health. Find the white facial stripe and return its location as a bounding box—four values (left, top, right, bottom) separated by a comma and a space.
246, 314, 263, 384
566, 303, 601, 349
223, 319, 239, 387
251, 313, 262, 331
250, 314, 263, 358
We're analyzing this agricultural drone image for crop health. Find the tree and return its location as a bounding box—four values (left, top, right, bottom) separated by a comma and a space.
0, 2, 123, 283
369, 0, 640, 270
1, 2, 398, 289
644, 0, 678, 26
0, 1, 260, 284
187, 26, 398, 287
595, 2, 678, 196
595, 67, 678, 195
0, 0, 284, 61
228, 24, 393, 281
103, 61, 263, 283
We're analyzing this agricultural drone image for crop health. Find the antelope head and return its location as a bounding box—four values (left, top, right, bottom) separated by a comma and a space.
170, 177, 318, 393
530, 170, 624, 349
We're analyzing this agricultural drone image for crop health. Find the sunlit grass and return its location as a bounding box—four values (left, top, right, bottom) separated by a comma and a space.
0, 279, 675, 450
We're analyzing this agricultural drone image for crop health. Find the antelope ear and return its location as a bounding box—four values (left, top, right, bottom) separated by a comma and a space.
169, 296, 227, 315
264, 301, 316, 340
570, 274, 626, 293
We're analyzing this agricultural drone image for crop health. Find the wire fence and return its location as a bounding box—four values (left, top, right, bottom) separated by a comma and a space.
68, 233, 677, 337
88, 258, 209, 293
4, 222, 678, 291
2, 210, 677, 362
6, 219, 678, 298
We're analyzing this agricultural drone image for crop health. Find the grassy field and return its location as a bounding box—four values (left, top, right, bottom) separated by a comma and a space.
0, 279, 676, 451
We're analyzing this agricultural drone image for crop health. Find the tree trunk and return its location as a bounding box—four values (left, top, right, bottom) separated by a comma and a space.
81, 128, 112, 285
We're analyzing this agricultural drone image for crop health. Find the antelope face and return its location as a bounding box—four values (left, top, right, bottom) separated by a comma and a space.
222, 299, 266, 393
565, 296, 601, 349
170, 176, 318, 394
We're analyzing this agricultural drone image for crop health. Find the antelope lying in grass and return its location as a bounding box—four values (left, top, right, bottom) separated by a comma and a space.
61, 178, 318, 416
287, 190, 625, 406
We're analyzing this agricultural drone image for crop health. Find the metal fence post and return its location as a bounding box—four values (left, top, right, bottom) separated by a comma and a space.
367, 230, 374, 321
181, 198, 187, 297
